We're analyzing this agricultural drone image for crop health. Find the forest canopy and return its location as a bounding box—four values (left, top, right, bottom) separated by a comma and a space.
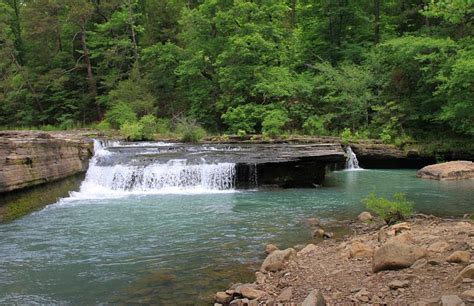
0, 0, 473, 141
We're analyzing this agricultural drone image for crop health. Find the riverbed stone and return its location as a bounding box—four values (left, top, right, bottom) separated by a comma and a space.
215, 292, 232, 304
447, 251, 471, 263
461, 289, 474, 302
277, 287, 292, 302
440, 295, 465, 306
299, 244, 318, 256
240, 287, 266, 300
358, 212, 373, 222
305, 218, 321, 227
261, 248, 296, 272
388, 280, 410, 290
372, 242, 427, 273
428, 241, 450, 253
265, 244, 279, 254
454, 264, 474, 283
302, 289, 326, 306
349, 241, 374, 258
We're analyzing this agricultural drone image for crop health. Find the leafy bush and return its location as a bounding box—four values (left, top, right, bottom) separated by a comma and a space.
105, 102, 137, 129
237, 129, 247, 138
120, 121, 143, 141
156, 118, 172, 134
96, 119, 111, 131
340, 128, 352, 144
363, 192, 414, 225
139, 114, 158, 140
303, 116, 326, 136
221, 103, 265, 134
176, 118, 206, 143
262, 109, 290, 137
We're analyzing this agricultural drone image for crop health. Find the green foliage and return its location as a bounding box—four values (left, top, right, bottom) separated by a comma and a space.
176, 118, 207, 143
363, 192, 414, 225
303, 116, 326, 136
139, 114, 158, 140
262, 109, 290, 137
156, 118, 172, 134
105, 102, 138, 129
120, 121, 143, 141
221, 104, 265, 134
340, 128, 352, 144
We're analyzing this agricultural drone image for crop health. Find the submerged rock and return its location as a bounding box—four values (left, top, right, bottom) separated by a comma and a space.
372, 242, 427, 273
215, 291, 232, 304
417, 161, 474, 180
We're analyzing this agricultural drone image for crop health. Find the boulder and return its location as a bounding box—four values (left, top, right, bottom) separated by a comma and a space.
358, 212, 373, 222
447, 251, 471, 263
255, 271, 266, 285
461, 289, 474, 302
215, 292, 232, 304
302, 289, 326, 306
277, 287, 293, 302
372, 242, 427, 273
428, 241, 450, 253
261, 248, 296, 272
265, 244, 279, 254
417, 161, 474, 180
440, 295, 465, 306
299, 244, 318, 256
313, 228, 326, 238
454, 264, 474, 283
240, 287, 266, 300
349, 242, 374, 258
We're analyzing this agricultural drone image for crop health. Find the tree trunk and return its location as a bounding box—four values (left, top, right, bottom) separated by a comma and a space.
374, 0, 381, 44
80, 26, 102, 120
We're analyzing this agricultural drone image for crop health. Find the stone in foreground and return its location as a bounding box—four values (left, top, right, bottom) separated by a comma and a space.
372, 242, 427, 273
302, 289, 326, 306
447, 251, 471, 263
417, 161, 474, 180
454, 264, 474, 283
261, 248, 296, 272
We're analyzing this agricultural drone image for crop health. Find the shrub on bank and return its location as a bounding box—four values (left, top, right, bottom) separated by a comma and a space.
176, 118, 206, 143
362, 192, 414, 225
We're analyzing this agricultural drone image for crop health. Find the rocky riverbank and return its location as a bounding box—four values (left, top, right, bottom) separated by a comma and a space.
215, 216, 474, 305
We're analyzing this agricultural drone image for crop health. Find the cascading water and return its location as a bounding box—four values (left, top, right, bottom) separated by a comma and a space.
345, 146, 362, 170
72, 140, 237, 196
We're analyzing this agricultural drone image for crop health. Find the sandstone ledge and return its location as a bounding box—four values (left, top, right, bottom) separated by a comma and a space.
0, 131, 93, 193
417, 161, 474, 180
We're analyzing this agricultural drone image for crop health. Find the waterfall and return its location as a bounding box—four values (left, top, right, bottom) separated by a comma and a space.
72, 140, 237, 196
345, 146, 361, 170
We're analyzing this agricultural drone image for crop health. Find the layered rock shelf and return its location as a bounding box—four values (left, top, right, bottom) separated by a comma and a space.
0, 131, 93, 193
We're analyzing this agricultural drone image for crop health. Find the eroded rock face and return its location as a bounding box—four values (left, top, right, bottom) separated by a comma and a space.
417, 161, 474, 180
0, 131, 93, 193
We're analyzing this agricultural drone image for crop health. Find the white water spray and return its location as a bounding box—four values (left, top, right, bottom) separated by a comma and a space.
345, 146, 362, 170
72, 140, 237, 197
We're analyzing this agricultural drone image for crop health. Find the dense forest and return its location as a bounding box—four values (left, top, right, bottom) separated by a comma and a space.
0, 0, 473, 142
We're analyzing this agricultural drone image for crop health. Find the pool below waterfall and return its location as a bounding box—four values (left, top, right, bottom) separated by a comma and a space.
0, 142, 473, 304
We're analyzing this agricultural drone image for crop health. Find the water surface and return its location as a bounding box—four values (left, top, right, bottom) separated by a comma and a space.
0, 169, 473, 304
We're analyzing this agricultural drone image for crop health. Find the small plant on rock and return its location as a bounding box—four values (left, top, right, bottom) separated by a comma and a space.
362, 192, 414, 225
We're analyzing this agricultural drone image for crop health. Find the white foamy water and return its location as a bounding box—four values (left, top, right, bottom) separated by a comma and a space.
345, 146, 363, 170
68, 140, 237, 198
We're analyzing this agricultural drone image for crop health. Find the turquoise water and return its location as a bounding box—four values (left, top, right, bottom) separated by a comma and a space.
0, 169, 473, 304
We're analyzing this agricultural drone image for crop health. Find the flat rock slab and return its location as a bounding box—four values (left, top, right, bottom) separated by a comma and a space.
417, 161, 474, 180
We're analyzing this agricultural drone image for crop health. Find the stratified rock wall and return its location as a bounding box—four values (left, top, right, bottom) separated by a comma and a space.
0, 131, 93, 193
